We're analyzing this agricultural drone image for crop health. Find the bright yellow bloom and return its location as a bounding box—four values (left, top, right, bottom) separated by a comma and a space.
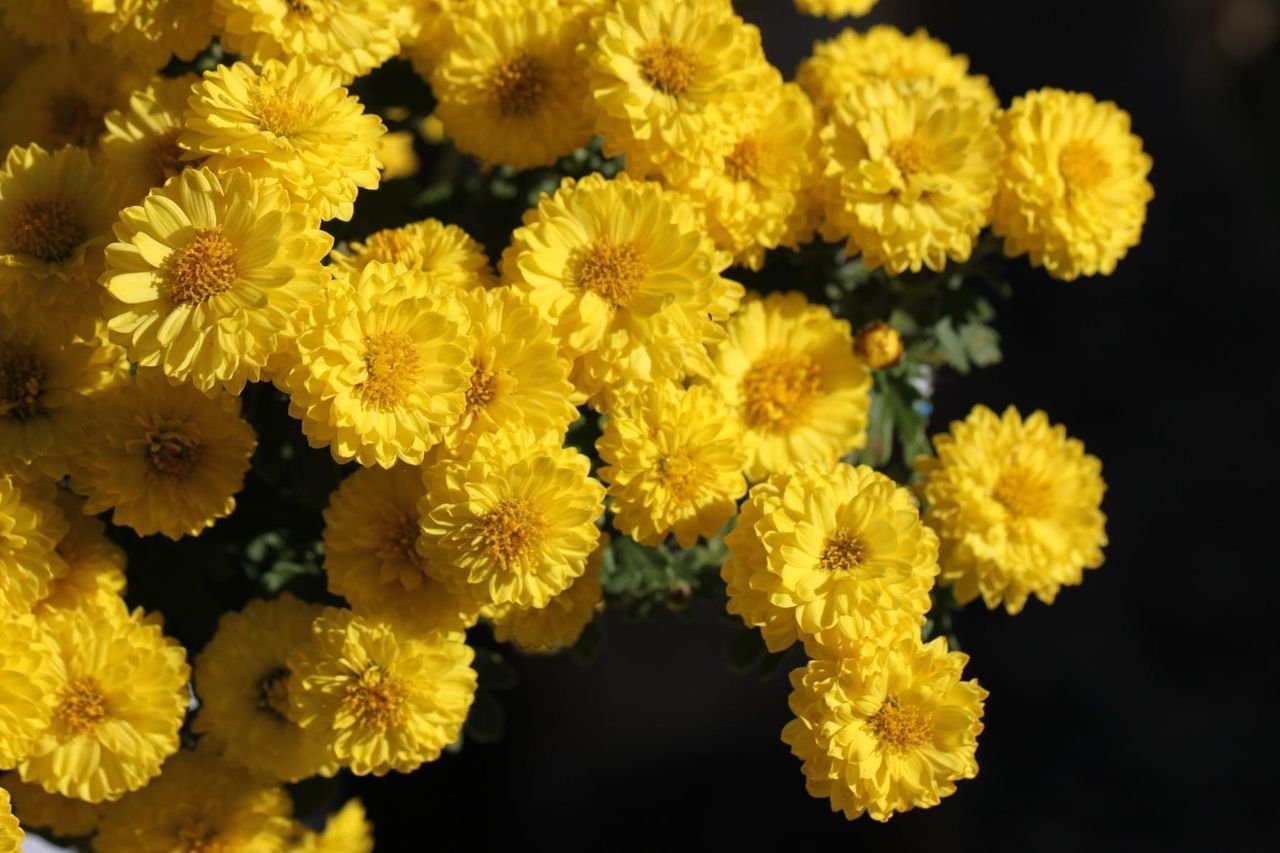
783, 637, 986, 822
181, 59, 386, 222
915, 405, 1107, 614
993, 89, 1154, 281
820, 79, 1003, 274
282, 262, 472, 468
288, 608, 477, 776
0, 44, 138, 150
296, 799, 375, 853
82, 0, 218, 72
101, 166, 332, 394
708, 292, 870, 481
598, 383, 745, 548
323, 465, 482, 633
486, 532, 606, 652
100, 75, 204, 204
0, 787, 19, 853
330, 218, 497, 289
420, 429, 604, 608
75, 374, 257, 540
0, 475, 66, 618
19, 599, 189, 803
94, 750, 294, 853
376, 130, 419, 180
0, 772, 104, 840
35, 489, 127, 615
794, 0, 877, 17
0, 614, 59, 767
0, 0, 84, 50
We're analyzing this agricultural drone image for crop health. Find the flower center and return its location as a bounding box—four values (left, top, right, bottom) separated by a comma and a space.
147, 421, 203, 478
49, 94, 104, 148
251, 89, 312, 137
741, 349, 823, 429
819, 527, 865, 572
54, 677, 108, 736
166, 227, 238, 305
175, 818, 229, 853
659, 450, 708, 505
638, 39, 696, 96
492, 53, 547, 118
1059, 140, 1111, 190
342, 665, 405, 732
888, 135, 936, 176
478, 497, 545, 567
361, 227, 419, 264
0, 346, 45, 421
465, 360, 498, 412
573, 239, 648, 308
149, 128, 188, 180
375, 513, 422, 567
867, 696, 932, 753
7, 197, 86, 263
256, 667, 292, 720
725, 135, 765, 183
358, 331, 422, 411
993, 464, 1057, 518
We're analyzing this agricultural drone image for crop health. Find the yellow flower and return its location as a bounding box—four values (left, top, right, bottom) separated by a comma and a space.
708, 292, 870, 481
101, 166, 332, 394
420, 429, 604, 608
797, 25, 998, 119
296, 799, 375, 853
323, 465, 482, 633
598, 383, 745, 548
181, 59, 386, 222
330, 218, 497, 289
914, 405, 1107, 614
19, 598, 190, 803
0, 772, 105, 839
376, 130, 419, 180
820, 78, 1004, 274
782, 637, 987, 822
287, 607, 477, 776
281, 262, 472, 468
0, 44, 139, 150
0, 787, 19, 853
723, 462, 938, 655
93, 749, 294, 853
0, 614, 59, 767
486, 532, 606, 653
35, 489, 127, 616
0, 475, 66, 617
0, 0, 84, 51
404, 0, 474, 79
993, 88, 1154, 281
74, 374, 256, 540
100, 75, 204, 204
854, 321, 903, 370
82, 0, 218, 72
794, 0, 877, 17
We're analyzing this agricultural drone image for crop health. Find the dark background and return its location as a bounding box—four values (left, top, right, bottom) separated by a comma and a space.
343, 1, 1279, 849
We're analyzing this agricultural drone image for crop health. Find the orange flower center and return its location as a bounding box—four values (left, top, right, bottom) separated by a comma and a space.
888, 135, 936, 176
1059, 140, 1111, 190
819, 528, 865, 572
166, 227, 239, 305
493, 53, 548, 118
465, 360, 498, 412
358, 331, 422, 411
478, 497, 545, 567
725, 135, 765, 183
375, 513, 423, 568
342, 665, 406, 732
993, 464, 1057, 518
741, 349, 823, 429
867, 696, 932, 753
7, 197, 86, 263
147, 420, 203, 478
658, 450, 709, 506
0, 346, 45, 421
149, 128, 189, 181
49, 94, 104, 148
574, 239, 647, 308
639, 39, 696, 95
251, 89, 312, 137
55, 677, 108, 736
256, 667, 292, 720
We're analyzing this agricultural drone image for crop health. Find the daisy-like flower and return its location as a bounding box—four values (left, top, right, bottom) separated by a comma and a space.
323, 465, 482, 633
294, 799, 375, 853
405, 0, 475, 79
0, 773, 105, 840
0, 788, 19, 853
100, 75, 204, 204
0, 475, 67, 617
420, 429, 605, 609
74, 374, 257, 540
193, 595, 336, 783
0, 614, 59, 767
82, 0, 218, 72
723, 462, 939, 656
914, 405, 1107, 614
287, 608, 477, 776
181, 59, 386, 222
597, 383, 745, 547
782, 637, 987, 822
992, 88, 1154, 281
330, 218, 496, 290
34, 489, 127, 616
101, 166, 332, 394
0, 44, 139, 150
794, 0, 877, 17
19, 598, 190, 803
93, 749, 294, 853
486, 532, 606, 653
708, 292, 870, 481
281, 262, 472, 468
431, 0, 594, 170
819, 78, 1004, 274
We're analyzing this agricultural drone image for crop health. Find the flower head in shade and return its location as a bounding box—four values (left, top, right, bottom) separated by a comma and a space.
0, 476, 66, 618
295, 799, 375, 853
0, 771, 105, 841
0, 0, 84, 51
486, 532, 606, 653
34, 489, 127, 616
100, 75, 204, 204
0, 614, 59, 767
329, 218, 496, 290
0, 44, 138, 151
82, 0, 218, 72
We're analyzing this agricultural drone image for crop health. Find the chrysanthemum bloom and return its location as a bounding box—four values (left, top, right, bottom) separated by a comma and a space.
431, 0, 594, 169
281, 262, 472, 468
783, 637, 987, 822
992, 89, 1154, 281
0, 788, 20, 853
101, 166, 332, 394
794, 0, 877, 17
100, 75, 204, 204
194, 595, 337, 783
854, 322, 904, 370
181, 59, 386, 222
294, 799, 375, 853
404, 0, 474, 78
330, 218, 497, 289
797, 25, 998, 119
486, 532, 606, 653
0, 0, 84, 50
82, 0, 218, 72
33, 490, 126, 616
0, 45, 139, 151
597, 383, 746, 547
0, 475, 67, 617
723, 462, 939, 655
914, 405, 1107, 614
819, 79, 1004, 274
0, 615, 58, 767
74, 374, 256, 540
323, 465, 482, 633
708, 292, 870, 481
0, 772, 104, 839
215, 0, 412, 83
288, 608, 477, 776
94, 749, 294, 853
19, 599, 189, 802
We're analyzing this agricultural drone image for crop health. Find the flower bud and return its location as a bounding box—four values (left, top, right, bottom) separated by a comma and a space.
854, 322, 903, 370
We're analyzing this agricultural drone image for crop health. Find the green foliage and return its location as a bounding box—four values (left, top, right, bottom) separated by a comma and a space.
600, 531, 729, 620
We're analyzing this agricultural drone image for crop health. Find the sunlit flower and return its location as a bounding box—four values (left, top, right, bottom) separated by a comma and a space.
330, 218, 496, 290
0, 614, 59, 767
100, 75, 204, 203
486, 532, 606, 653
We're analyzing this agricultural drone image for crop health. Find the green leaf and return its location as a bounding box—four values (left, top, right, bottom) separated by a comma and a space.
934, 316, 971, 373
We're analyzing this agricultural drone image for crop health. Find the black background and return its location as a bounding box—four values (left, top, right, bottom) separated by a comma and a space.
342, 1, 1279, 849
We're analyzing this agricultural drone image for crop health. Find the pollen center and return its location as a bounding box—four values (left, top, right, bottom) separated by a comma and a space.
659, 450, 708, 505
574, 239, 648, 308
50, 94, 104, 148
256, 667, 292, 721
1059, 140, 1112, 190
0, 346, 46, 421
149, 128, 188, 180
993, 465, 1057, 518
478, 497, 545, 567
888, 135, 936, 176
55, 677, 108, 735
492, 53, 548, 117
638, 39, 696, 96
741, 349, 823, 429
175, 820, 228, 853
465, 360, 498, 412
375, 513, 423, 568
819, 528, 865, 572
166, 227, 239, 305
343, 665, 405, 732
361, 227, 419, 264
867, 696, 932, 753
251, 89, 312, 137
725, 135, 765, 183
146, 420, 203, 478
358, 331, 422, 411
8, 197, 86, 262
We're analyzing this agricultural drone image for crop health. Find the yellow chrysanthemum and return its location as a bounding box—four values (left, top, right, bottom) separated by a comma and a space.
94, 750, 294, 853
282, 262, 472, 468
35, 489, 127, 616
0, 772, 104, 839
992, 88, 1154, 281
708, 292, 870, 481
181, 59, 386, 222
819, 78, 1004, 274
323, 465, 482, 633
0, 475, 67, 618
100, 75, 204, 204
794, 0, 877, 18
101, 166, 332, 394
74, 374, 256, 540
0, 44, 139, 150
19, 599, 189, 803
288, 607, 477, 776
0, 614, 59, 767
330, 218, 496, 289
914, 405, 1107, 614
0, 0, 84, 50
81, 0, 218, 72
193, 595, 336, 783
0, 30, 35, 91
431, 0, 594, 169
854, 321, 904, 370
783, 637, 987, 822
404, 0, 474, 78
723, 462, 938, 655
0, 788, 19, 853
376, 130, 419, 180
420, 429, 604, 608
296, 799, 375, 853
797, 25, 998, 119
486, 532, 606, 653
597, 383, 745, 548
